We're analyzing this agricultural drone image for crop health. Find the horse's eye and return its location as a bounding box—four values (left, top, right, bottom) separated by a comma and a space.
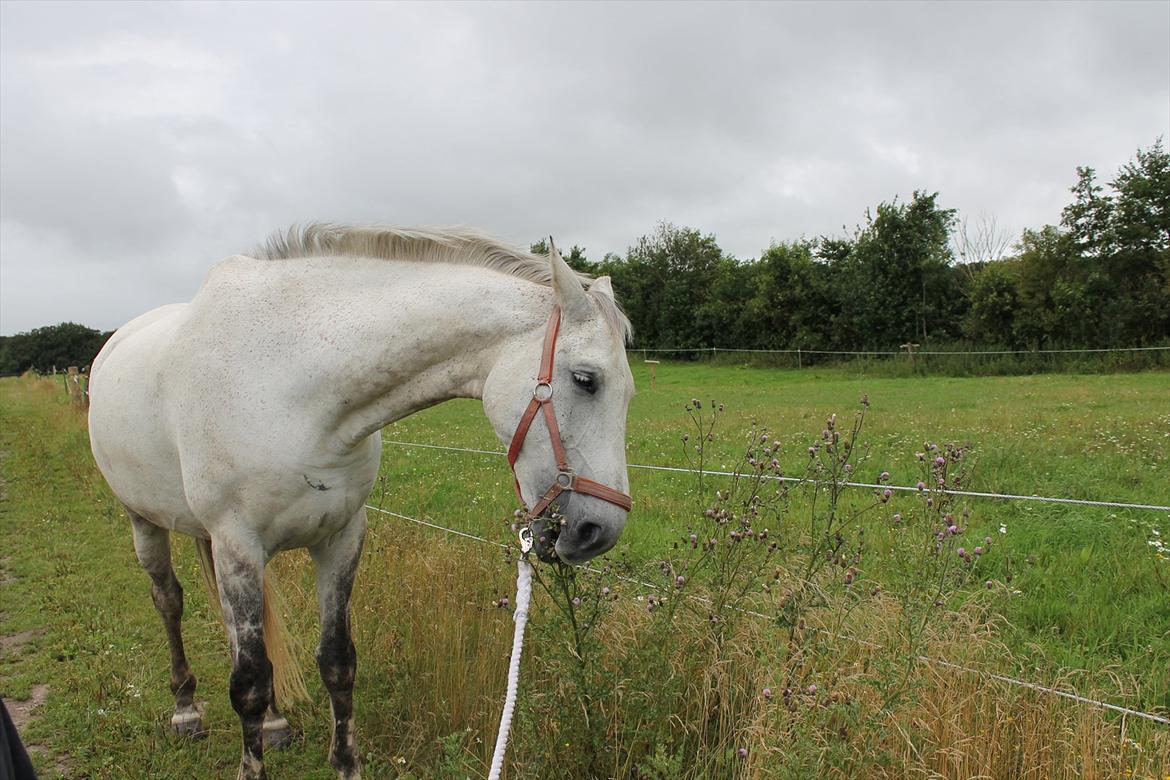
571, 371, 597, 394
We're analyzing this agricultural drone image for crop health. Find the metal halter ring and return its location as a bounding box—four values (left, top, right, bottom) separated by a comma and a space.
555, 471, 574, 488
532, 381, 553, 401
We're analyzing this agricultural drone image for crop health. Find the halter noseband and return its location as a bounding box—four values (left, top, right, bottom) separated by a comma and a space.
507, 306, 634, 521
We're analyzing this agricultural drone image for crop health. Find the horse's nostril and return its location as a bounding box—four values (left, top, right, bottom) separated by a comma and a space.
576, 521, 602, 548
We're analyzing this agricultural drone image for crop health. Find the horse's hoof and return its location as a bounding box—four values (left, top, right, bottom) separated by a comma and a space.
337, 770, 361, 780
170, 702, 208, 739
262, 715, 294, 750
236, 752, 267, 780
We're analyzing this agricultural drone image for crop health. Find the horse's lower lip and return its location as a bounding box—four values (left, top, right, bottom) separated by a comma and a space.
528, 518, 560, 562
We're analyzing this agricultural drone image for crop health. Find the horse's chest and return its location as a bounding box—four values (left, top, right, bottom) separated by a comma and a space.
279, 450, 381, 548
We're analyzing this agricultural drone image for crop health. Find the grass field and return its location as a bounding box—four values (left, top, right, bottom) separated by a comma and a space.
381, 363, 1170, 698
2, 365, 1168, 779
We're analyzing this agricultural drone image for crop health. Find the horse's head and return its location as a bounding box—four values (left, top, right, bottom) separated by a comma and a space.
483, 241, 634, 564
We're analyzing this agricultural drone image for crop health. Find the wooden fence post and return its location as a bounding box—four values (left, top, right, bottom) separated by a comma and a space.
67, 366, 84, 408
645, 360, 660, 391
900, 343, 920, 372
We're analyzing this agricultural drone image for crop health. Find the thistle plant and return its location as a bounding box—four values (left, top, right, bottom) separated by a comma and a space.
519, 395, 1000, 778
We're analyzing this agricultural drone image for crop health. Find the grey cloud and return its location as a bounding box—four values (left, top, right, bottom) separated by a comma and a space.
2, 0, 1167, 333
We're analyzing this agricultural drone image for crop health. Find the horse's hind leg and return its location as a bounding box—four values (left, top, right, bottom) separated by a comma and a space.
310, 511, 367, 780
128, 514, 205, 738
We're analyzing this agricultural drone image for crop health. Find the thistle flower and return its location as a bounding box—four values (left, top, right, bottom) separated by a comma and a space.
882, 488, 892, 502
973, 546, 984, 555
675, 575, 686, 587
738, 748, 748, 759
879, 471, 891, 482
916, 481, 926, 491
956, 547, 967, 557
763, 687, 773, 700
601, 587, 610, 596
807, 684, 817, 694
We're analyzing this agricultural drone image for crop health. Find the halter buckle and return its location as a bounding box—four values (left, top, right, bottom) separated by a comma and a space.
533, 381, 553, 401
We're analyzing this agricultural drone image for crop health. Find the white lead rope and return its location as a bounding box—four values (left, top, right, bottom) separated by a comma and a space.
488, 530, 535, 780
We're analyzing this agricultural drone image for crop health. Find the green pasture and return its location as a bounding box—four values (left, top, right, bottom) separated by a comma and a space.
378, 362, 1170, 707
1, 365, 1168, 778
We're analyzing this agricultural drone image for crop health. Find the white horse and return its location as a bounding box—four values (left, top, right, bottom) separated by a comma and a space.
87, 226, 635, 780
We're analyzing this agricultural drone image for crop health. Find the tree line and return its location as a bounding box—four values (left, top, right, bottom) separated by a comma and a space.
3, 139, 1165, 375
0, 323, 113, 376
545, 139, 1169, 352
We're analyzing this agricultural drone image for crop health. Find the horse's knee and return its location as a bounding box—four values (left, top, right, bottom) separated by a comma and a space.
316, 636, 356, 693
230, 648, 274, 721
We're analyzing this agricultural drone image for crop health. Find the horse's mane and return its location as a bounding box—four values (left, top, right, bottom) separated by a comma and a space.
255, 223, 632, 343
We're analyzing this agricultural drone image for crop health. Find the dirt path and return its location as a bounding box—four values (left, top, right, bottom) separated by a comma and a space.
1, 451, 68, 776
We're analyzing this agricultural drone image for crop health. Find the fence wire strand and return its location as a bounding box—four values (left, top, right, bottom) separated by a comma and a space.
382, 440, 1170, 512
633, 345, 1170, 357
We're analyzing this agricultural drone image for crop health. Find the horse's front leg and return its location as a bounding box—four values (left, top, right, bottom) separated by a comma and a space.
309, 510, 367, 780
213, 538, 273, 780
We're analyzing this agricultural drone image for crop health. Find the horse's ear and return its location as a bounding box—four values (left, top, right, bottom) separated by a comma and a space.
548, 237, 592, 321
590, 276, 614, 301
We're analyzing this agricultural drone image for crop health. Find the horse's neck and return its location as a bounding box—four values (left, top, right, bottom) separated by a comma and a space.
291, 258, 547, 452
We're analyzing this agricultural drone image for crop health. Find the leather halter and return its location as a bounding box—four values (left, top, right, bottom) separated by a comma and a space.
507, 306, 634, 521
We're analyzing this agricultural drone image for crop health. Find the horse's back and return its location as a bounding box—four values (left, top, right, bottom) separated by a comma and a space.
89, 303, 202, 535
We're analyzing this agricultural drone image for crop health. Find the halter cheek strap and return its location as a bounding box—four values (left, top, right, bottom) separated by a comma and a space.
506, 306, 634, 520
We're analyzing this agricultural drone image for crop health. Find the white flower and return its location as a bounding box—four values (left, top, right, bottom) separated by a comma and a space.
998, 524, 1007, 535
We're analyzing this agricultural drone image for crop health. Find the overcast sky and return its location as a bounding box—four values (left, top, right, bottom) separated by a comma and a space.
1, 1, 1167, 334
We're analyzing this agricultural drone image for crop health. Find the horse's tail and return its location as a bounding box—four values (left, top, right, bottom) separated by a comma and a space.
193, 538, 310, 706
